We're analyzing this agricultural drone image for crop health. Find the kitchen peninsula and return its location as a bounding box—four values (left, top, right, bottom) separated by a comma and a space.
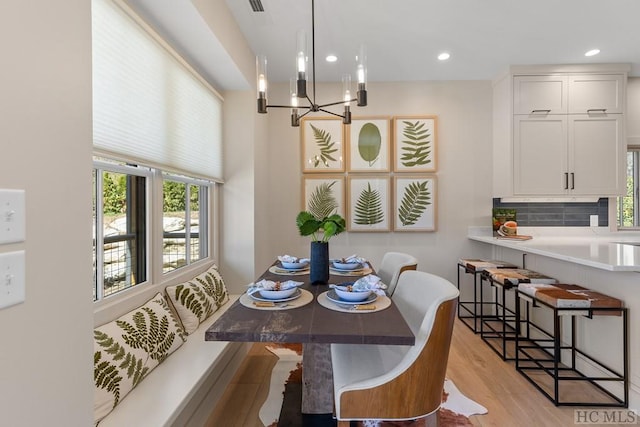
469, 226, 640, 272
467, 226, 640, 409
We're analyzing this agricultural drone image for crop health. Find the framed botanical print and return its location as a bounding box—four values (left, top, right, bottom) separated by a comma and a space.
302, 175, 345, 218
393, 115, 437, 172
347, 117, 390, 172
393, 175, 437, 231
347, 175, 390, 232
301, 117, 344, 172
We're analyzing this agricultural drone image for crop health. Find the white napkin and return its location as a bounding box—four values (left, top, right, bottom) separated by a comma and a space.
336, 254, 366, 264
277, 255, 310, 263
330, 274, 387, 296
247, 279, 304, 294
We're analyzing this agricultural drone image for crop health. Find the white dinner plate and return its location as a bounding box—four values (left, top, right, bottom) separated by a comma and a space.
279, 263, 310, 271
330, 264, 365, 273
249, 288, 302, 303
325, 289, 377, 305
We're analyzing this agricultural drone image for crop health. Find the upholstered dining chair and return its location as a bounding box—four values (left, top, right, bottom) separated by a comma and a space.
330, 270, 459, 426
377, 251, 418, 296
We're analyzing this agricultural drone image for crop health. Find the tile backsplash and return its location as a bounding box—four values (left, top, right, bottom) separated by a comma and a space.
493, 198, 608, 227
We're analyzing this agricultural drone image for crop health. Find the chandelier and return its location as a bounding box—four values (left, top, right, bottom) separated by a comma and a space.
255, 0, 368, 126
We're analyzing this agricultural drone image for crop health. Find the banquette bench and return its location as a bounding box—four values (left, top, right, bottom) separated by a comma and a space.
94, 265, 249, 426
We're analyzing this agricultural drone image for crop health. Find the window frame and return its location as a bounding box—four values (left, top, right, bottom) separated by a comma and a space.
616, 146, 640, 230
93, 159, 217, 307
93, 160, 152, 302
161, 172, 212, 274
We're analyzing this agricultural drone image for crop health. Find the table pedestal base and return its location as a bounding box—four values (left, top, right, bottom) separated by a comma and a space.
302, 343, 334, 414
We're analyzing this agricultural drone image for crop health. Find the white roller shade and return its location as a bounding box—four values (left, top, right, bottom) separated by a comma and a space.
92, 0, 223, 181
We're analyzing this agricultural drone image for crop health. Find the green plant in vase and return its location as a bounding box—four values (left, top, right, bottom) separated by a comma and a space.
296, 210, 345, 284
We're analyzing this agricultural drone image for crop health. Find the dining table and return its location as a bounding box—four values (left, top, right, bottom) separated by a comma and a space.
205, 259, 415, 414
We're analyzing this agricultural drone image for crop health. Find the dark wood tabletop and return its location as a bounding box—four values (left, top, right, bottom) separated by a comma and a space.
205, 262, 415, 345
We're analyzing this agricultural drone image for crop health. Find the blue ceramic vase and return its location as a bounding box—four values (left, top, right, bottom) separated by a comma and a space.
310, 241, 329, 285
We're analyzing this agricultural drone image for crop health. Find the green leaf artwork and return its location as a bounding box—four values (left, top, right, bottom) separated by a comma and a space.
358, 123, 381, 166
400, 120, 432, 167
354, 182, 384, 225
310, 124, 338, 168
308, 181, 339, 220
398, 180, 431, 226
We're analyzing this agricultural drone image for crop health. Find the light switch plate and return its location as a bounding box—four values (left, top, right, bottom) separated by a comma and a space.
0, 250, 26, 309
0, 189, 26, 244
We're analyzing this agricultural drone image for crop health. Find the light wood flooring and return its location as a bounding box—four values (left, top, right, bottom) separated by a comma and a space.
204, 319, 612, 427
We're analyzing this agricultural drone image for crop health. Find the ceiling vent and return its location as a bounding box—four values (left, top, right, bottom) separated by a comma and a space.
249, 0, 264, 12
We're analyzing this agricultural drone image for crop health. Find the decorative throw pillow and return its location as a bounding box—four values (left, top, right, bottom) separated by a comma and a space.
93, 292, 186, 424
165, 264, 229, 335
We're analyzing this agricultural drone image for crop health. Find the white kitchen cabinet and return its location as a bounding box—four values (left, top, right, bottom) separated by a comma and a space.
514, 75, 568, 115
568, 74, 625, 114
568, 114, 624, 195
513, 74, 624, 115
493, 64, 629, 199
513, 114, 623, 196
513, 115, 567, 195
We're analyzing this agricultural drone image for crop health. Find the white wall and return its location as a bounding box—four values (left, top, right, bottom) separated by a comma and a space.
0, 2, 94, 426
257, 81, 496, 285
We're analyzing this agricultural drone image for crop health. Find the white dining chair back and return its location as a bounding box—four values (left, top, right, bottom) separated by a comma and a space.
377, 252, 418, 296
331, 270, 459, 425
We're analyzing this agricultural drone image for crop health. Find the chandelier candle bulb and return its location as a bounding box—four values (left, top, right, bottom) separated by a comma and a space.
256, 54, 268, 113
296, 29, 308, 98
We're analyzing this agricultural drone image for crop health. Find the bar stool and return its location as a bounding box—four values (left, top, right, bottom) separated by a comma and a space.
515, 283, 628, 407
456, 259, 516, 333
480, 268, 556, 361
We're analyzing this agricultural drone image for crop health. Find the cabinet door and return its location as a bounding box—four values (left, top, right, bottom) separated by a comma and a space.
513, 116, 568, 195
568, 114, 624, 196
568, 74, 625, 114
514, 76, 568, 115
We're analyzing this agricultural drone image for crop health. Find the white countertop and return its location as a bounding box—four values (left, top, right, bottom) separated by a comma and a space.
468, 227, 640, 272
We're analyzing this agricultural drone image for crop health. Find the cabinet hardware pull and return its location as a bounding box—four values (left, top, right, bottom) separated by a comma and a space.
564, 172, 569, 189
587, 108, 607, 113
571, 173, 575, 190
531, 109, 551, 114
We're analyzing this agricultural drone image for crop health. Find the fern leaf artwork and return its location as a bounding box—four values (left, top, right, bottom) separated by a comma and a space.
400, 120, 432, 168
398, 180, 431, 226
308, 181, 339, 219
358, 123, 381, 166
354, 182, 384, 225
310, 124, 338, 168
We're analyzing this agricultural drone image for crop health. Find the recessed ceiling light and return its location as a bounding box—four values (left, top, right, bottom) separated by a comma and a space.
326, 55, 337, 63
438, 52, 451, 61
585, 49, 600, 57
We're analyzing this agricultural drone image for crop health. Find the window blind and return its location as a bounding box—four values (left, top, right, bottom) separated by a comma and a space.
92, 0, 223, 181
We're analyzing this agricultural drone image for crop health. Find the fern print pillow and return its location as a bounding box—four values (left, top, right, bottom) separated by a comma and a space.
93, 292, 186, 424
165, 265, 229, 335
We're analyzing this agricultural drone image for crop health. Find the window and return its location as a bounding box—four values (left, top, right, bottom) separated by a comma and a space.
92, 0, 223, 303
93, 161, 150, 301
163, 174, 210, 273
617, 147, 640, 228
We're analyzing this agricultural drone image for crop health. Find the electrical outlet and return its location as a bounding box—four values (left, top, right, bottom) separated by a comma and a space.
0, 189, 26, 244
0, 250, 26, 309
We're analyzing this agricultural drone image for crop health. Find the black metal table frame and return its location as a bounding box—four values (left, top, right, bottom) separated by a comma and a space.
515, 290, 629, 407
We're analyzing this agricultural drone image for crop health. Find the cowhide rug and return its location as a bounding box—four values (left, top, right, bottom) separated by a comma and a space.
261, 345, 487, 427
